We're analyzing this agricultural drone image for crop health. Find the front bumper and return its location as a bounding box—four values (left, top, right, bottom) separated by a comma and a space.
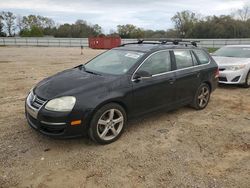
218, 69, 246, 84
25, 96, 92, 138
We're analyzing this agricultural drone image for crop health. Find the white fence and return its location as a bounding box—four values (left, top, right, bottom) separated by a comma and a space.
0, 37, 89, 47
1, 37, 250, 48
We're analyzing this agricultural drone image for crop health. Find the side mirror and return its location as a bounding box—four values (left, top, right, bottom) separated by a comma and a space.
133, 70, 152, 81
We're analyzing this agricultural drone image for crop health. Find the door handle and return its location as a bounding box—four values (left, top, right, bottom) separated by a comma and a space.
167, 78, 175, 84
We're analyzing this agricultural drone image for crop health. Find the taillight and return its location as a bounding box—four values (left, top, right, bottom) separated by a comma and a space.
215, 68, 219, 78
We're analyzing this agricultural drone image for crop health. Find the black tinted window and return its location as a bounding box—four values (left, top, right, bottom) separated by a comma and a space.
174, 50, 193, 69
138, 51, 171, 75
194, 50, 210, 64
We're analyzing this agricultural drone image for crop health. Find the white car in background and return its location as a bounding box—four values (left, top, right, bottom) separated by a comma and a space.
212, 45, 250, 88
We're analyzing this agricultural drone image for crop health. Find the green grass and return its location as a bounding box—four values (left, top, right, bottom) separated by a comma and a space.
207, 48, 218, 53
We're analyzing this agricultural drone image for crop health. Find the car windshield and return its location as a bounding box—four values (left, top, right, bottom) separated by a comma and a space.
213, 47, 250, 58
84, 49, 145, 75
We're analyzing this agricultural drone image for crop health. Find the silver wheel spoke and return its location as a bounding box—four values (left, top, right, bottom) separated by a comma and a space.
198, 95, 203, 99
113, 117, 123, 124
199, 99, 203, 106
109, 109, 115, 120
203, 97, 208, 103
202, 88, 205, 94
100, 127, 109, 138
204, 90, 209, 96
98, 119, 108, 126
111, 127, 118, 136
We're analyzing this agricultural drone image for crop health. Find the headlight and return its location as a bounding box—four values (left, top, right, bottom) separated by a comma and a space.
227, 64, 246, 71
45, 96, 76, 112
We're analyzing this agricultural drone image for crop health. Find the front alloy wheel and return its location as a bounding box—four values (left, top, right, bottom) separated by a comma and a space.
97, 109, 124, 141
88, 103, 126, 144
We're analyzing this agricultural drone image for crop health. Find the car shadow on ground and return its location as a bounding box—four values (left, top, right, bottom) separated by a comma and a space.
218, 83, 245, 90
28, 107, 186, 148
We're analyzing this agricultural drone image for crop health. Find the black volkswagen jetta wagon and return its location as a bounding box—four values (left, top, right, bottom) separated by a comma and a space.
25, 40, 218, 144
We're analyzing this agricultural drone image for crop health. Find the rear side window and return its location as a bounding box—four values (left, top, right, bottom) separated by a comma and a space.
138, 51, 171, 75
173, 50, 193, 69
193, 50, 210, 64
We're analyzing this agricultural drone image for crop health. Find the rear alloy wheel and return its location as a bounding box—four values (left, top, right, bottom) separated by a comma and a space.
243, 71, 250, 88
191, 83, 211, 110
88, 103, 126, 144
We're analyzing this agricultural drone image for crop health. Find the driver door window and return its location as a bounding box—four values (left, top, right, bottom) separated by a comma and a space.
138, 51, 171, 75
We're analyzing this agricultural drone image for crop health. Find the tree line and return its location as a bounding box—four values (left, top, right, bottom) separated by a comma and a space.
118, 5, 250, 38
1, 5, 250, 38
171, 6, 250, 38
0, 12, 102, 37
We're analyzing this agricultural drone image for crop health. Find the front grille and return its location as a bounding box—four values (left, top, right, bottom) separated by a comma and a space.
219, 77, 227, 82
26, 92, 66, 135
30, 94, 46, 110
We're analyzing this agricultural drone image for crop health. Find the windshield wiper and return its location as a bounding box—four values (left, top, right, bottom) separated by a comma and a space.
80, 64, 86, 71
85, 70, 101, 75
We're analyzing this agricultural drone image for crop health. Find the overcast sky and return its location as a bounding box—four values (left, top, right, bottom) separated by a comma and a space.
0, 0, 249, 33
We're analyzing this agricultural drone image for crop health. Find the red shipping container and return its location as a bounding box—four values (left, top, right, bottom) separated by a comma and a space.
88, 36, 121, 49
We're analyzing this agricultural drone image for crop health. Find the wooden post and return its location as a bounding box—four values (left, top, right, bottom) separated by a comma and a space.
81, 45, 83, 55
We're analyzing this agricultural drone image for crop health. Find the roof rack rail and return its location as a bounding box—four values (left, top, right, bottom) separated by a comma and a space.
151, 38, 200, 47
120, 38, 200, 47
179, 40, 200, 47
119, 39, 161, 47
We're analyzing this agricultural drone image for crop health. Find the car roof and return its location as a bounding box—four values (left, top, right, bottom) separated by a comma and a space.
114, 43, 199, 53
224, 45, 250, 48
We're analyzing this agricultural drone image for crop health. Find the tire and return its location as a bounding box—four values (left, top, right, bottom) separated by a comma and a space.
243, 71, 250, 88
88, 103, 127, 144
191, 83, 211, 110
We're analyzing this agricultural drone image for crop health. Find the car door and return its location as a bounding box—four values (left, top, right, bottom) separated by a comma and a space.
131, 50, 176, 116
173, 49, 201, 104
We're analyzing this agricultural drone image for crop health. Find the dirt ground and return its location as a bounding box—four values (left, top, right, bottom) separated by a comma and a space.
0, 47, 249, 188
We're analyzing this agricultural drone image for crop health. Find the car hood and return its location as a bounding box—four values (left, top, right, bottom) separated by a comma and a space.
212, 56, 250, 67
34, 68, 117, 99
